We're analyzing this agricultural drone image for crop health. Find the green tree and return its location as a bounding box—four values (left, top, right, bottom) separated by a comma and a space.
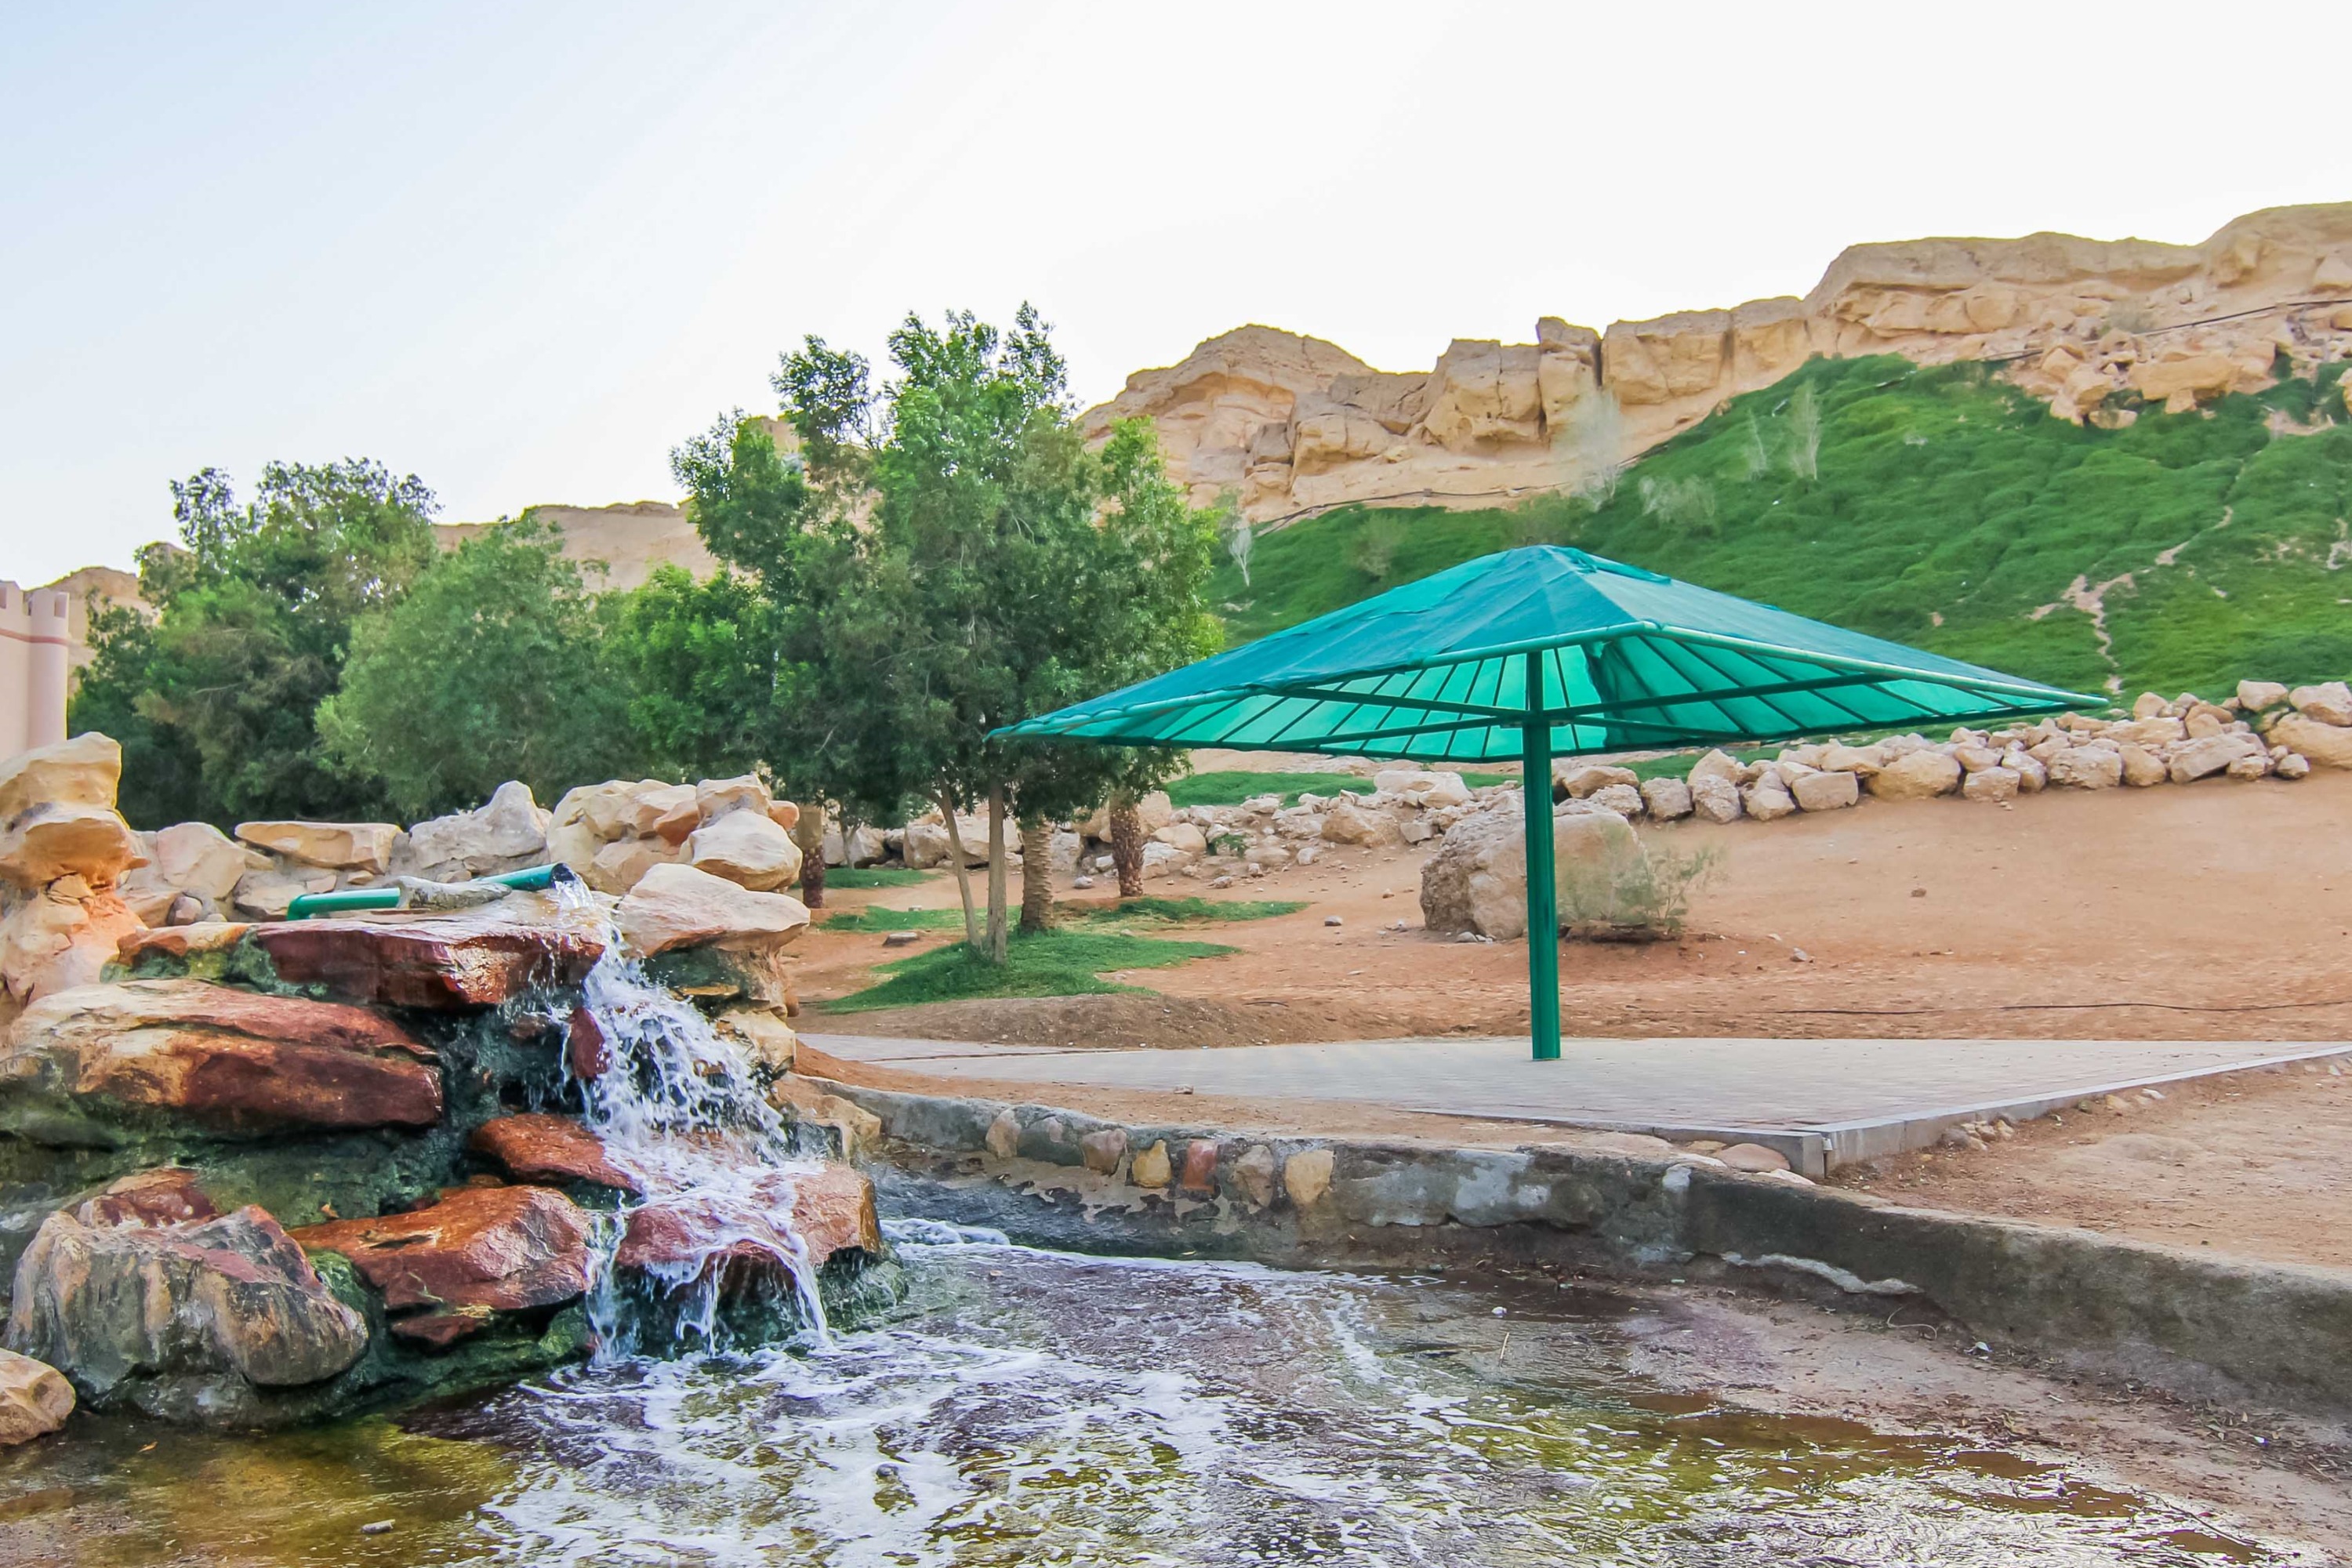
318, 518, 638, 818
69, 459, 438, 826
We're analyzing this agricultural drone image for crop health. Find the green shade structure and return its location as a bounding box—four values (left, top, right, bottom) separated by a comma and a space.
998, 545, 2098, 1059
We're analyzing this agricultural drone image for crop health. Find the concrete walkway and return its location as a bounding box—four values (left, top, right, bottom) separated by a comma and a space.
801, 1031, 2352, 1176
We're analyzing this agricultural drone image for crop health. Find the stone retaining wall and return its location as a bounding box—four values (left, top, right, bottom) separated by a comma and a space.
819, 1078, 2352, 1419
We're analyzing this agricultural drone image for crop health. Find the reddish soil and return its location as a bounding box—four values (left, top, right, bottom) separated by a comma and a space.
790, 771, 2352, 1276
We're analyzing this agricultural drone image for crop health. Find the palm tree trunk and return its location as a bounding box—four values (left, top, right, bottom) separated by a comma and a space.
1109, 793, 1145, 899
1018, 815, 1054, 933
985, 783, 1009, 964
790, 799, 827, 909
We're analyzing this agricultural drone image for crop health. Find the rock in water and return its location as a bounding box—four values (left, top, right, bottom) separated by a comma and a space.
292, 1185, 596, 1348
469, 1114, 641, 1194
5, 1197, 368, 1420
0, 1348, 72, 1445
615, 1164, 880, 1289
0, 978, 441, 1139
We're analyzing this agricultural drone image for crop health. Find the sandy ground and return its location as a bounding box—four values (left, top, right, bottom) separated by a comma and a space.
800, 770, 2352, 1046
793, 771, 2352, 1276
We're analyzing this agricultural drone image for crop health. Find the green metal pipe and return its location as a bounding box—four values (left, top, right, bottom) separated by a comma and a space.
287, 862, 567, 920
1521, 650, 1561, 1062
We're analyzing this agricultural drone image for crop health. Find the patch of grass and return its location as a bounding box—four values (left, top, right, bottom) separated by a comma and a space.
819, 906, 967, 933
822, 929, 1237, 1012
1207, 355, 2352, 701
822, 866, 935, 888
1168, 768, 1510, 808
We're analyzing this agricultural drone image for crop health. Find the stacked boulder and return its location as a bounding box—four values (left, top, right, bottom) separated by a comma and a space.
546, 775, 802, 896
0, 735, 147, 1022
0, 771, 880, 1435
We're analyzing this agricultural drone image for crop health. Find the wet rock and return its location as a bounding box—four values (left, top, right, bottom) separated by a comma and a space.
713, 1006, 797, 1079
1283, 1148, 1334, 1208
564, 1003, 608, 1080
1177, 1139, 1219, 1193
470, 1114, 640, 1194
771, 1076, 884, 1160
233, 822, 398, 873
7, 1199, 369, 1418
75, 1167, 219, 1228
252, 901, 605, 1010
0, 1348, 73, 1446
1079, 1127, 1127, 1174
1129, 1140, 1172, 1189
984, 1109, 1021, 1160
1714, 1142, 1791, 1174
615, 1164, 880, 1287
0, 979, 441, 1139
1229, 1144, 1278, 1207
292, 1185, 595, 1345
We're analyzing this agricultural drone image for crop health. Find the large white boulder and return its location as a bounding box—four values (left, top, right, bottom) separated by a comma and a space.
2270, 713, 2352, 768
234, 821, 397, 873
403, 781, 550, 880
615, 862, 809, 958
1418, 804, 1651, 940
2167, 732, 2266, 784
1639, 777, 1693, 820
687, 810, 804, 892
2288, 682, 2352, 727
2045, 745, 2124, 789
0, 734, 122, 821
1864, 750, 1962, 801
1689, 774, 1742, 823
1789, 768, 1859, 812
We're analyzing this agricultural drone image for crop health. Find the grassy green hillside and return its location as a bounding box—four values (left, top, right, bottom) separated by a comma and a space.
1210, 356, 2352, 700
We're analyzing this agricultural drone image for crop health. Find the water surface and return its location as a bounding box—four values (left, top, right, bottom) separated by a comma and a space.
0, 1225, 2288, 1566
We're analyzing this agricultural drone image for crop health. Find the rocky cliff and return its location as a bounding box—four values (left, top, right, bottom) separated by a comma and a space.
1089, 204, 2352, 521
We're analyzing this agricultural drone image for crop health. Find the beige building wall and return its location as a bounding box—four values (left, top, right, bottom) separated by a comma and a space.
0, 583, 71, 764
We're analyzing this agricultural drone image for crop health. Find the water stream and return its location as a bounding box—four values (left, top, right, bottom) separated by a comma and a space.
0, 1230, 2297, 1566
561, 882, 836, 1356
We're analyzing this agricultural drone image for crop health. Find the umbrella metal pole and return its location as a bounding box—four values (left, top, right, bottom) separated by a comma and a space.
1521, 651, 1561, 1062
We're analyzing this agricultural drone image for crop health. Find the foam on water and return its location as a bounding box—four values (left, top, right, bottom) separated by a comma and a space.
433, 1237, 2288, 1567
557, 880, 835, 1356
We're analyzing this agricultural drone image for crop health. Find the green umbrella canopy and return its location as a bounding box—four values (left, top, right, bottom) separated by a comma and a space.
998, 545, 2097, 759
999, 544, 2096, 1064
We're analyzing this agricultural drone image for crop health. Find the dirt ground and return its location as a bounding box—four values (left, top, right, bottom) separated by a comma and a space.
793, 770, 2352, 1278
800, 770, 2352, 1046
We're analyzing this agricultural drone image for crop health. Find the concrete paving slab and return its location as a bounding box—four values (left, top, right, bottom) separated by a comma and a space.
802, 1032, 2352, 1177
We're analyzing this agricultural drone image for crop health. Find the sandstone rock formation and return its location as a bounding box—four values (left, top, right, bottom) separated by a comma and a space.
292, 1185, 597, 1348
1086, 205, 2352, 524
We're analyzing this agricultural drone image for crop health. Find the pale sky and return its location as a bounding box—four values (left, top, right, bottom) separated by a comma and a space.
5, 0, 2343, 584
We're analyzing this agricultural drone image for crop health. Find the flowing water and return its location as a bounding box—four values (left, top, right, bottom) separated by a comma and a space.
564, 882, 837, 1356
0, 1228, 2305, 1566
0, 892, 2310, 1563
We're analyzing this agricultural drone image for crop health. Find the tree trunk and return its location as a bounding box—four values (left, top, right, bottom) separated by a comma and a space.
937, 789, 982, 951
790, 799, 828, 909
1018, 815, 1054, 934
1109, 793, 1145, 899
985, 782, 1009, 964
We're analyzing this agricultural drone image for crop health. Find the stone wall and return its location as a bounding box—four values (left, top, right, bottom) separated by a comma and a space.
824, 1079, 2352, 1419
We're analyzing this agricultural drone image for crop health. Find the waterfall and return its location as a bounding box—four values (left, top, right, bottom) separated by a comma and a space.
554, 881, 836, 1359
